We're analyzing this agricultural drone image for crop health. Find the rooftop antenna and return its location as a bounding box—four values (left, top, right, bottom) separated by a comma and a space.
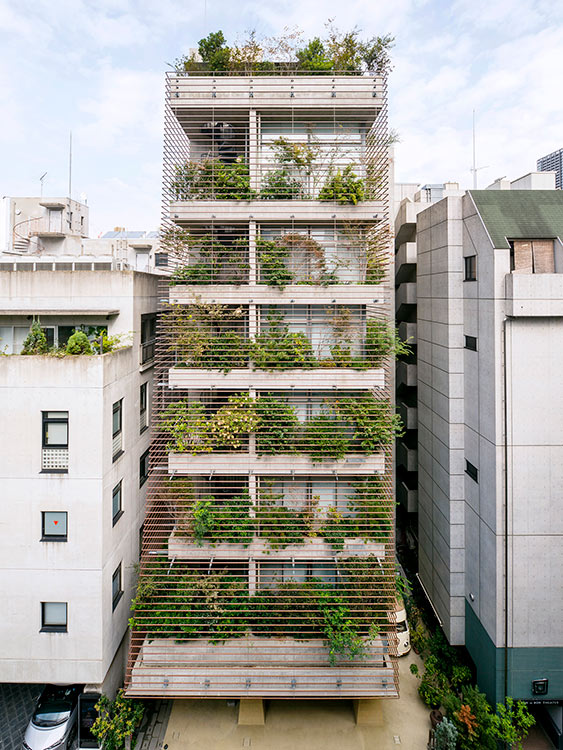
68, 131, 72, 200
39, 172, 47, 197
470, 109, 488, 189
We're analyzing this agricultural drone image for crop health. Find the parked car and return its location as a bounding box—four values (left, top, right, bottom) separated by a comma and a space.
23, 685, 84, 750
395, 600, 411, 656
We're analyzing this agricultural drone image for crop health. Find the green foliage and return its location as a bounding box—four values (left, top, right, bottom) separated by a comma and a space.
260, 168, 305, 200
21, 319, 49, 355
365, 320, 412, 366
188, 493, 254, 546
256, 501, 314, 548
160, 400, 214, 454
444, 686, 496, 750
319, 165, 365, 204
318, 591, 378, 664
168, 233, 249, 285
434, 717, 458, 750
91, 690, 144, 750
255, 396, 299, 454
65, 331, 92, 355
175, 27, 394, 75
296, 37, 333, 71
256, 237, 294, 287
415, 654, 451, 708
198, 30, 231, 70
303, 413, 349, 462
334, 394, 404, 451
172, 156, 255, 200
491, 697, 535, 750
252, 314, 315, 369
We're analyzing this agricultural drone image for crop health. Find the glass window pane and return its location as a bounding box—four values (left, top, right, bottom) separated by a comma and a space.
112, 568, 121, 600
45, 421, 68, 446
112, 402, 122, 435
112, 484, 122, 518
0, 326, 13, 354
57, 326, 75, 347
43, 602, 67, 626
43, 512, 67, 537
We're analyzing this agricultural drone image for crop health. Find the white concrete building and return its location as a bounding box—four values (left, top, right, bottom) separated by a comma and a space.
1, 196, 165, 274
411, 172, 563, 744
0, 201, 159, 694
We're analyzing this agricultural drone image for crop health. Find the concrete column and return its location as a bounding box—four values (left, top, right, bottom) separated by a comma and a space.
353, 699, 384, 726
238, 698, 265, 725
248, 110, 259, 192
248, 220, 257, 285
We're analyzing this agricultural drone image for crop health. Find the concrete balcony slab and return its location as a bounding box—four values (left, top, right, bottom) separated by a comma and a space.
505, 272, 563, 316
169, 199, 385, 223
168, 367, 385, 391
166, 533, 386, 561
168, 452, 386, 475
168, 283, 385, 305
127, 636, 398, 698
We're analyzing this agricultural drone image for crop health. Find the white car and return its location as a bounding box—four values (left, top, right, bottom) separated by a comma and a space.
395, 603, 411, 656
23, 685, 83, 750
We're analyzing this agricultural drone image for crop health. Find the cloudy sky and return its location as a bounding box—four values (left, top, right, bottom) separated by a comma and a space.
1, 0, 562, 236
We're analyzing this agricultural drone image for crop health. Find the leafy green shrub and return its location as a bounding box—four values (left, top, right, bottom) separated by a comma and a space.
256, 238, 294, 287
365, 320, 412, 366
66, 331, 92, 355
296, 37, 333, 71
255, 396, 299, 454
251, 315, 315, 369
172, 157, 255, 200
319, 165, 365, 204
92, 690, 144, 750
444, 686, 496, 750
21, 320, 49, 355
303, 413, 349, 462
260, 169, 305, 200
192, 500, 215, 544
491, 697, 535, 750
256, 501, 314, 548
318, 591, 378, 664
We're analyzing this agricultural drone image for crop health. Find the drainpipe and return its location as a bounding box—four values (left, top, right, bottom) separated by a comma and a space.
502, 316, 509, 702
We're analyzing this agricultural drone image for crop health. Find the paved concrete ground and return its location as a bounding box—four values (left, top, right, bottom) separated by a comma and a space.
162, 651, 431, 750
523, 724, 556, 749
0, 684, 43, 750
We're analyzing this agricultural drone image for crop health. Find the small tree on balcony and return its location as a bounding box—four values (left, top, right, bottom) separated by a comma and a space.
21, 319, 49, 355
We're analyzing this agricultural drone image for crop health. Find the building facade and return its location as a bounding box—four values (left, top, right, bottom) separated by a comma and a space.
413, 174, 563, 744
0, 211, 158, 694
537, 148, 563, 190
126, 69, 399, 715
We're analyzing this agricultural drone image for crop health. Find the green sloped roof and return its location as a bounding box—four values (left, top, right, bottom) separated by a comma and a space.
469, 190, 563, 249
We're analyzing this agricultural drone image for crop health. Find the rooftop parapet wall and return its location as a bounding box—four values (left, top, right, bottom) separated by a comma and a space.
167, 73, 385, 112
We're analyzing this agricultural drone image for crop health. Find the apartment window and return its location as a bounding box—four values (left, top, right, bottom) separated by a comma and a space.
154, 252, 168, 267
112, 481, 123, 525
41, 602, 68, 632
140, 314, 157, 365
464, 335, 477, 351
465, 460, 479, 483
464, 255, 477, 281
112, 564, 123, 610
112, 399, 123, 461
140, 382, 148, 433
41, 511, 68, 541
139, 449, 150, 488
41, 411, 69, 472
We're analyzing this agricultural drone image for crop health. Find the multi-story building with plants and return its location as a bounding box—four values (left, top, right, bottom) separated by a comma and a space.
126, 32, 401, 721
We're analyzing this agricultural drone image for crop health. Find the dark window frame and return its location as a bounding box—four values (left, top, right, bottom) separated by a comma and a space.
464, 255, 477, 281
140, 382, 148, 433
139, 448, 150, 488
112, 400, 123, 439
154, 252, 168, 267
465, 460, 479, 483
42, 411, 69, 449
41, 511, 68, 542
112, 564, 123, 611
41, 601, 68, 633
464, 335, 477, 351
112, 481, 123, 526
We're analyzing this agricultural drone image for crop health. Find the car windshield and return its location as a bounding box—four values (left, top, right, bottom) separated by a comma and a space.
32, 700, 72, 727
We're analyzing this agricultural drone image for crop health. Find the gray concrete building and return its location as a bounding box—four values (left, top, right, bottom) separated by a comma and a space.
537, 148, 563, 190
408, 172, 563, 745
